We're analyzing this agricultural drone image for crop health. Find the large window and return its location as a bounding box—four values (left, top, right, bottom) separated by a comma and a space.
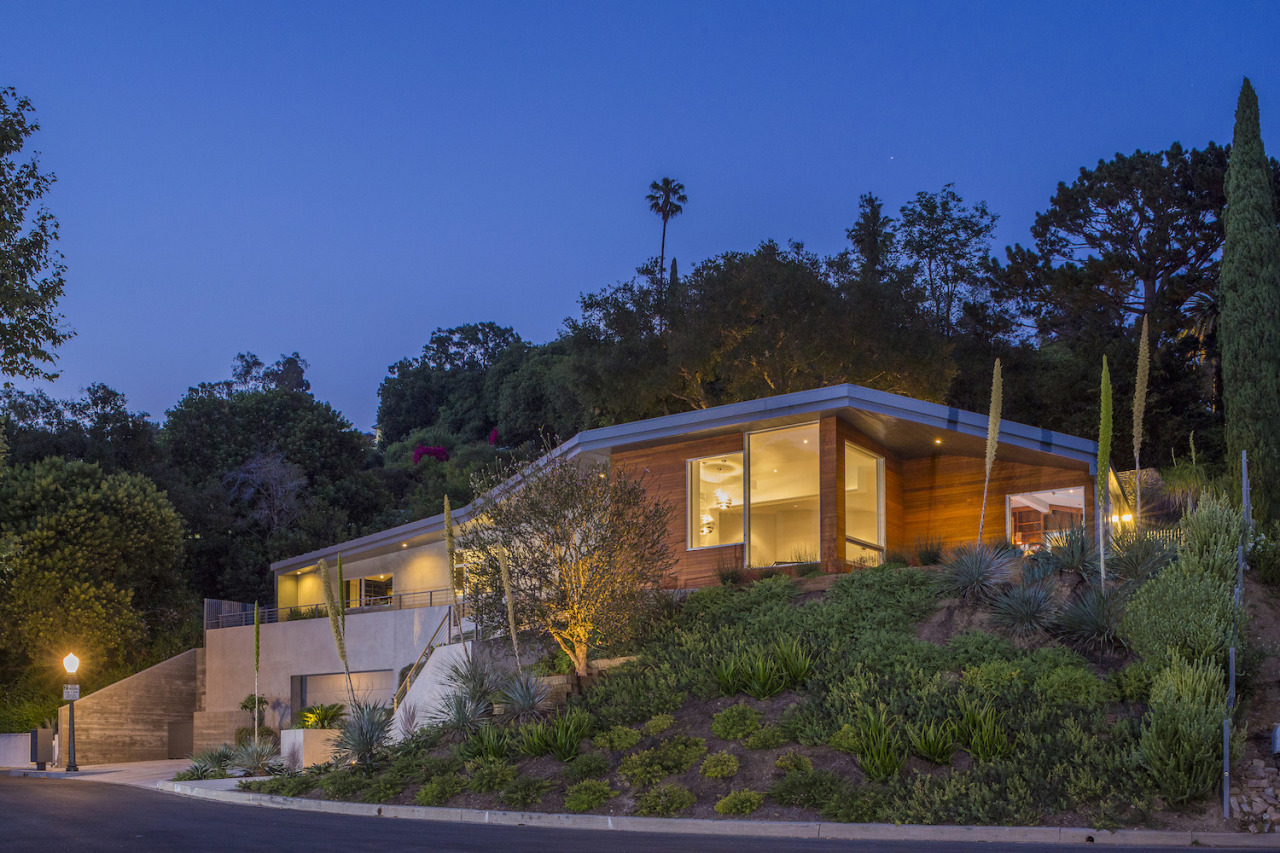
747, 424, 820, 566
688, 453, 744, 548
845, 442, 884, 564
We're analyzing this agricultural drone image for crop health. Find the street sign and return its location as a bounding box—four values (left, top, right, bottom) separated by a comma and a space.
63, 685, 79, 701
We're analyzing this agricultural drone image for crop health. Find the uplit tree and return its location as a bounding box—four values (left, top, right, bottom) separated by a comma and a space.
459, 453, 674, 677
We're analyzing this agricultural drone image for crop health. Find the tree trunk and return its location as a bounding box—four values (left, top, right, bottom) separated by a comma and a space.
659, 218, 668, 274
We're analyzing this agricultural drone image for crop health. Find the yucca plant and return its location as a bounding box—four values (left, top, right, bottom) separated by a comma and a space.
461, 723, 511, 761
906, 718, 956, 765
1042, 525, 1099, 583
740, 652, 785, 699
185, 745, 235, 779
1054, 582, 1126, 651
443, 650, 504, 713
547, 709, 593, 762
429, 691, 488, 740
498, 670, 549, 724
940, 543, 1016, 601
230, 737, 282, 777
712, 657, 743, 696
773, 637, 814, 688
334, 700, 392, 775
989, 582, 1057, 637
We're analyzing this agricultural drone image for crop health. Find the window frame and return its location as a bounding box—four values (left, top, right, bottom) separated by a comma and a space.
843, 440, 886, 557
685, 450, 746, 551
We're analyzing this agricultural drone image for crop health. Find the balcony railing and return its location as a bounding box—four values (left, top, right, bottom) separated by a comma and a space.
203, 586, 458, 630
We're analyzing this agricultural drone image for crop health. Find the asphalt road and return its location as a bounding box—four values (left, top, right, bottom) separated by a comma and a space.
0, 777, 1262, 853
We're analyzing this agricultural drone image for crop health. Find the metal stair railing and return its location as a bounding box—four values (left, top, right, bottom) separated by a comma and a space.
392, 603, 470, 710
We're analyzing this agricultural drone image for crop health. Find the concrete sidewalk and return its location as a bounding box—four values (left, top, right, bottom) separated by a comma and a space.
2, 759, 191, 789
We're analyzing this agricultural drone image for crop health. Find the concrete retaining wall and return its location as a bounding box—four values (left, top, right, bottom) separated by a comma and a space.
56, 649, 198, 766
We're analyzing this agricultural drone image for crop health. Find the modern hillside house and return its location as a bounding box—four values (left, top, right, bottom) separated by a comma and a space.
60, 383, 1129, 763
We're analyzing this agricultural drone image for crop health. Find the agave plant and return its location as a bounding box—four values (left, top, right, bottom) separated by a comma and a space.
230, 737, 282, 777
989, 582, 1057, 637
334, 700, 392, 775
1054, 582, 1126, 651
443, 649, 504, 713
940, 543, 1016, 601
1042, 526, 1099, 583
498, 670, 549, 723
182, 745, 235, 779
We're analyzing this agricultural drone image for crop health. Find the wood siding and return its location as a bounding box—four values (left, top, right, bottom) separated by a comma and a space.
901, 455, 1094, 552
613, 433, 746, 588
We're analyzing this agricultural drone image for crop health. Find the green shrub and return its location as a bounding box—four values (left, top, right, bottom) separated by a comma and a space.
744, 724, 786, 749
961, 659, 1026, 704
564, 779, 619, 812
635, 783, 697, 816
943, 630, 1017, 668
1110, 662, 1153, 703
363, 775, 407, 803
906, 718, 956, 765
464, 757, 516, 793
1054, 582, 1126, 651
242, 774, 317, 797
414, 773, 463, 806
714, 788, 764, 815
1179, 492, 1243, 582
828, 723, 861, 755
618, 735, 707, 786
1121, 559, 1235, 670
592, 725, 642, 752
1251, 521, 1280, 586
320, 770, 370, 800
1138, 657, 1235, 805
700, 750, 740, 779
1033, 665, 1109, 710
940, 543, 1016, 600
772, 769, 838, 810
296, 703, 346, 729
822, 785, 887, 823
563, 752, 611, 784
775, 750, 812, 773
989, 582, 1057, 637
641, 713, 674, 735
498, 775, 554, 809
711, 703, 762, 740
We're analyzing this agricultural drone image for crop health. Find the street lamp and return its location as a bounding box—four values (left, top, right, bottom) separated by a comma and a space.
63, 653, 79, 772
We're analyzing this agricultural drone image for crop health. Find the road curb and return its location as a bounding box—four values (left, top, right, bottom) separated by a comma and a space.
153, 780, 1277, 847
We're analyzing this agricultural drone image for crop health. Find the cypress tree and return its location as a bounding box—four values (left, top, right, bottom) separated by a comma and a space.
1221, 78, 1280, 524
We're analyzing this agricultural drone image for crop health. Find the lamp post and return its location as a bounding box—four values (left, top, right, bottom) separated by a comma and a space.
63, 653, 79, 772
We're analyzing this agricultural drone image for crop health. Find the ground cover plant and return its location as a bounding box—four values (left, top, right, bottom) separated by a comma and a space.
235, 533, 1252, 831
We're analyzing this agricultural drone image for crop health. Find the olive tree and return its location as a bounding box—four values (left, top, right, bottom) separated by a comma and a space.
459, 454, 673, 677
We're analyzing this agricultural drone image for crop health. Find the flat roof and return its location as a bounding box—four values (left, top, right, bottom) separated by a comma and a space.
271, 383, 1097, 574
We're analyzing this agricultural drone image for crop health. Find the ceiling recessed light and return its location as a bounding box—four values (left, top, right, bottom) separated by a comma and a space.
933, 438, 943, 445
401, 543, 408, 548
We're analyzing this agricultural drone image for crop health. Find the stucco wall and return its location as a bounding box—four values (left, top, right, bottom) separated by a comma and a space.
276, 540, 451, 609
202, 603, 453, 725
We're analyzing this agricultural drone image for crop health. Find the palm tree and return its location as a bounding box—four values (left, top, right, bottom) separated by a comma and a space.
646, 177, 687, 273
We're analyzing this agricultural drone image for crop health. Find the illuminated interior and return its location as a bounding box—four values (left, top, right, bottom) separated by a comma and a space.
845, 442, 885, 563
747, 424, 819, 566
688, 454, 745, 548
1007, 487, 1085, 550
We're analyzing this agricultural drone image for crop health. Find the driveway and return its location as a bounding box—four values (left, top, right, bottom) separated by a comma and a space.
0, 776, 1267, 853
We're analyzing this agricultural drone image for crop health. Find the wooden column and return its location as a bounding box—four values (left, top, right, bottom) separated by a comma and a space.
819, 416, 845, 572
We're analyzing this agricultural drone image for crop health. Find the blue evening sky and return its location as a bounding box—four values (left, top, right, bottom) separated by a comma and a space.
3, 1, 1278, 430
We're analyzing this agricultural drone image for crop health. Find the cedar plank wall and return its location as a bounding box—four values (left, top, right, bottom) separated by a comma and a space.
612, 433, 746, 588
901, 455, 1093, 552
